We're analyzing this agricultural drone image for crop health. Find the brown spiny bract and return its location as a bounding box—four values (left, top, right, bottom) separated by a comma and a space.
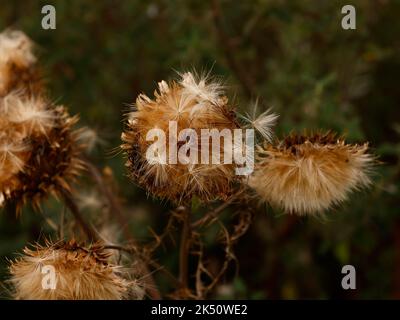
0, 92, 85, 211
249, 132, 374, 215
0, 29, 42, 97
121, 72, 240, 203
8, 240, 143, 300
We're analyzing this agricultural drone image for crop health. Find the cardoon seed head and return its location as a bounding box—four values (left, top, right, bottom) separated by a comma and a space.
0, 92, 85, 211
9, 240, 143, 300
249, 131, 375, 215
121, 72, 242, 203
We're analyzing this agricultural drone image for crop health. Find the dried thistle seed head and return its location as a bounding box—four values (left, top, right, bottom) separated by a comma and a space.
249, 131, 375, 215
0, 29, 42, 96
8, 240, 143, 300
0, 93, 85, 211
121, 72, 241, 203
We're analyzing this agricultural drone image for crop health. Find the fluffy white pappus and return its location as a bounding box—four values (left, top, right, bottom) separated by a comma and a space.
172, 88, 196, 118
0, 29, 36, 67
158, 80, 169, 94
2, 92, 56, 135
76, 190, 104, 211
179, 71, 225, 106
143, 161, 169, 187
0, 140, 30, 171
76, 127, 106, 153
242, 107, 278, 142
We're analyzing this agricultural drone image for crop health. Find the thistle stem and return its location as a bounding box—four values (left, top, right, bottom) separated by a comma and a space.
84, 160, 162, 299
61, 190, 97, 242
84, 160, 131, 240
179, 204, 192, 292
192, 189, 245, 228
104, 244, 180, 288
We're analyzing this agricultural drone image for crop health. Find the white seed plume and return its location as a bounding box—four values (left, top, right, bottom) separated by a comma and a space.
242, 106, 278, 142
0, 29, 36, 67
179, 71, 225, 105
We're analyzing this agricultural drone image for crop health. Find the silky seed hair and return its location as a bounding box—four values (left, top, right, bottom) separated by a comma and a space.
121, 72, 242, 203
0, 92, 85, 211
8, 240, 143, 300
249, 131, 375, 215
0, 29, 42, 97
240, 99, 278, 143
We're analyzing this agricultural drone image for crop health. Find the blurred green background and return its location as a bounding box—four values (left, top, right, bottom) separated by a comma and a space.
0, 0, 399, 299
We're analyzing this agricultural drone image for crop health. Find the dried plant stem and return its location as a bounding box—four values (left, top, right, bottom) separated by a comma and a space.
104, 244, 179, 288
179, 204, 192, 292
192, 189, 245, 228
61, 189, 97, 242
136, 262, 161, 299
84, 160, 162, 300
84, 160, 131, 239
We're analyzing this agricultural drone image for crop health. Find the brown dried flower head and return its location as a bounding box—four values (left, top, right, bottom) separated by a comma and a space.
8, 240, 143, 300
249, 132, 374, 215
0, 29, 42, 97
121, 72, 241, 203
0, 92, 85, 211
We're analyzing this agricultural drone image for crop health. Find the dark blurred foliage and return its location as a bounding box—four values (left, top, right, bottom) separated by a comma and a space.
0, 0, 399, 299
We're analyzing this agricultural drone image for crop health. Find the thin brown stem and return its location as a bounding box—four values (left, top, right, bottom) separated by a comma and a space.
179, 204, 192, 291
192, 189, 245, 228
61, 189, 97, 242
84, 160, 162, 299
84, 160, 131, 239
104, 244, 179, 289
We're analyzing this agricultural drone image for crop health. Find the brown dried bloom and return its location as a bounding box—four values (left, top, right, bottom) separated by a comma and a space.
8, 240, 143, 300
0, 92, 85, 211
121, 72, 241, 203
249, 132, 374, 215
0, 29, 42, 96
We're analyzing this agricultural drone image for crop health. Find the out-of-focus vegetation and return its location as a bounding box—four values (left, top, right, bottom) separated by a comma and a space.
0, 0, 399, 299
